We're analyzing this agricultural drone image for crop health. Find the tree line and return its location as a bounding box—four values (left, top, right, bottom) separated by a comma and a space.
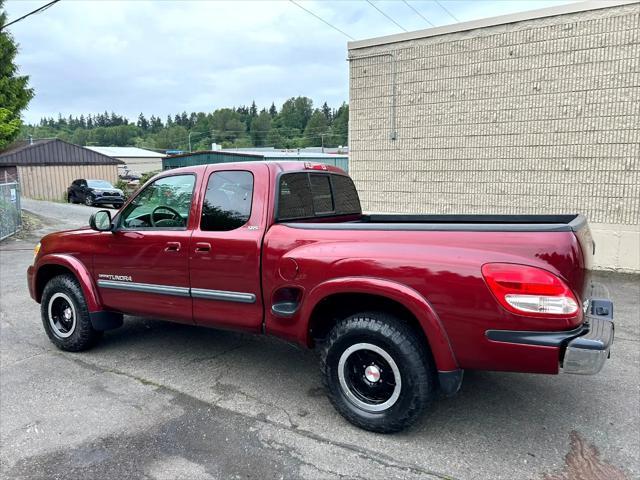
19, 97, 349, 152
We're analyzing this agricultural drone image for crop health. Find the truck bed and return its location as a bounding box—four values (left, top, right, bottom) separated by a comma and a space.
282, 214, 587, 232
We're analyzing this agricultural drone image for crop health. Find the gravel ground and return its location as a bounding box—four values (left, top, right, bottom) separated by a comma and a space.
0, 198, 638, 480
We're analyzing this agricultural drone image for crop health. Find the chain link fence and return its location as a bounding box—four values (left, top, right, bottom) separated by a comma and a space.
0, 182, 22, 240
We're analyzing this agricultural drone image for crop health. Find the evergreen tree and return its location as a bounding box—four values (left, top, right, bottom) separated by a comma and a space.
137, 113, 149, 130
269, 102, 277, 117
321, 102, 332, 124
150, 115, 163, 133
0, 0, 34, 150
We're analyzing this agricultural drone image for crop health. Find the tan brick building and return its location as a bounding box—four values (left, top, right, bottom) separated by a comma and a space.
348, 0, 639, 272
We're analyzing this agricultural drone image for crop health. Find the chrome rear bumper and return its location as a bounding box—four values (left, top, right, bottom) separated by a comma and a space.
562, 317, 613, 374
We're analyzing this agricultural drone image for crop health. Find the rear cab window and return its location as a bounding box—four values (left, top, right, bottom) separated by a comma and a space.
277, 172, 361, 221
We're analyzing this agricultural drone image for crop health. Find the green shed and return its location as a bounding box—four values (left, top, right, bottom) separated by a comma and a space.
163, 150, 349, 172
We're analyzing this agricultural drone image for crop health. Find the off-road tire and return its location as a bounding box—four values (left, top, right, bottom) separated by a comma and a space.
41, 274, 102, 351
320, 311, 436, 433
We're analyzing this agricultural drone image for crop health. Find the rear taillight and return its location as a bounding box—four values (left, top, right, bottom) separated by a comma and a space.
481, 263, 580, 318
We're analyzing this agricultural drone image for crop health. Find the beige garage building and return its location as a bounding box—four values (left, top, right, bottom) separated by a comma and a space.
0, 139, 122, 201
85, 146, 165, 174
348, 0, 639, 272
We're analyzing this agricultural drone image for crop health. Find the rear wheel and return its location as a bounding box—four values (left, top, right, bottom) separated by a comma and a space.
67, 193, 75, 203
41, 275, 102, 351
320, 312, 435, 433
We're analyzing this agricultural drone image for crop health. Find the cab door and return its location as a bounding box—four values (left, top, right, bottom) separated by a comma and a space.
189, 163, 268, 332
92, 172, 199, 323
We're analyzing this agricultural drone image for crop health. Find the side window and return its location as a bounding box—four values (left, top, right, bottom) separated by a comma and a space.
331, 175, 361, 215
119, 174, 195, 229
201, 170, 254, 231
277, 173, 313, 221
309, 174, 334, 214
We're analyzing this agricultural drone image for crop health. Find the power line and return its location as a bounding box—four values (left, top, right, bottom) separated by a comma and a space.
0, 0, 61, 31
289, 0, 354, 40
433, 0, 459, 22
366, 0, 407, 32
401, 0, 435, 27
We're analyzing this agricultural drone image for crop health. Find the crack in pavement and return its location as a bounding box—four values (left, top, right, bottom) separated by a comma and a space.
184, 343, 245, 366
261, 437, 370, 480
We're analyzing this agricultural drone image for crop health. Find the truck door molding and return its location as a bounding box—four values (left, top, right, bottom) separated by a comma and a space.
190, 288, 256, 303
97, 279, 256, 303
96, 279, 190, 297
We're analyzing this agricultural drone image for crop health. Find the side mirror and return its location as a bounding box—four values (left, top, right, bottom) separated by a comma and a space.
89, 210, 112, 231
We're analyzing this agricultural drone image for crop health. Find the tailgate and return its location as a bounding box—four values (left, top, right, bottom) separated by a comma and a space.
569, 215, 595, 302
571, 215, 595, 271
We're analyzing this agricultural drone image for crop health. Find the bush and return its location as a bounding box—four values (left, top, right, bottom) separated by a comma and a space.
115, 179, 134, 198
139, 170, 160, 186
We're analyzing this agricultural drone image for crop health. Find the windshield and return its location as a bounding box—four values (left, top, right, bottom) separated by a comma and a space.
87, 180, 114, 189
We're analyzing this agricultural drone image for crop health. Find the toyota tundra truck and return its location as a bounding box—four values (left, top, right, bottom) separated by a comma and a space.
27, 161, 614, 433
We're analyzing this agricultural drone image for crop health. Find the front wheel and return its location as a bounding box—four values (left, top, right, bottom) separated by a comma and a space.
320, 312, 435, 433
41, 274, 102, 351
84, 195, 94, 206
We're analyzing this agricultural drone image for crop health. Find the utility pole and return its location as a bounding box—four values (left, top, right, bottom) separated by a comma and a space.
188, 131, 208, 153
321, 133, 331, 153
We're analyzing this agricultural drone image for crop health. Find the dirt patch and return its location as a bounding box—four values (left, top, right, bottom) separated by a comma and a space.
542, 431, 629, 480
13, 211, 43, 239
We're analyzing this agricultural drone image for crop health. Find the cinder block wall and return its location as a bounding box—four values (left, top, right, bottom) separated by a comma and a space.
348, 2, 639, 272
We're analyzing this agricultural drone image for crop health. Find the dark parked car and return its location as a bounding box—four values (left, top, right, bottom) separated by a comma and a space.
67, 179, 124, 208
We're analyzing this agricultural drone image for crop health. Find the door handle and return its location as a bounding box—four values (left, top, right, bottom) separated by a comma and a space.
164, 242, 181, 252
194, 242, 211, 253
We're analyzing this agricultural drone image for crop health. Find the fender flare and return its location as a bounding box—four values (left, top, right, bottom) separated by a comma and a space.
34, 253, 102, 312
301, 276, 459, 372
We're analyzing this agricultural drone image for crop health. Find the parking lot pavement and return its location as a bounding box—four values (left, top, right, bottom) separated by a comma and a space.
1, 199, 638, 480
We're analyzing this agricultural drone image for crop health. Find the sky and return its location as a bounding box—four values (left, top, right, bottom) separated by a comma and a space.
5, 0, 578, 124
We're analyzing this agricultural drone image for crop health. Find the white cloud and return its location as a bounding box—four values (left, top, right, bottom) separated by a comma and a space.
4, 0, 578, 123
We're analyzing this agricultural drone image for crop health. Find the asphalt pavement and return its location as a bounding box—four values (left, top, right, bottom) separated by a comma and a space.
0, 199, 638, 480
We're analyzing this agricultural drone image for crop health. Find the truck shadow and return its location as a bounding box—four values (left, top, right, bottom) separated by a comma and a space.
90, 314, 615, 448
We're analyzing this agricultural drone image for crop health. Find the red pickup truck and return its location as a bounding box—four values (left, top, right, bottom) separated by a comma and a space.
28, 161, 614, 432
